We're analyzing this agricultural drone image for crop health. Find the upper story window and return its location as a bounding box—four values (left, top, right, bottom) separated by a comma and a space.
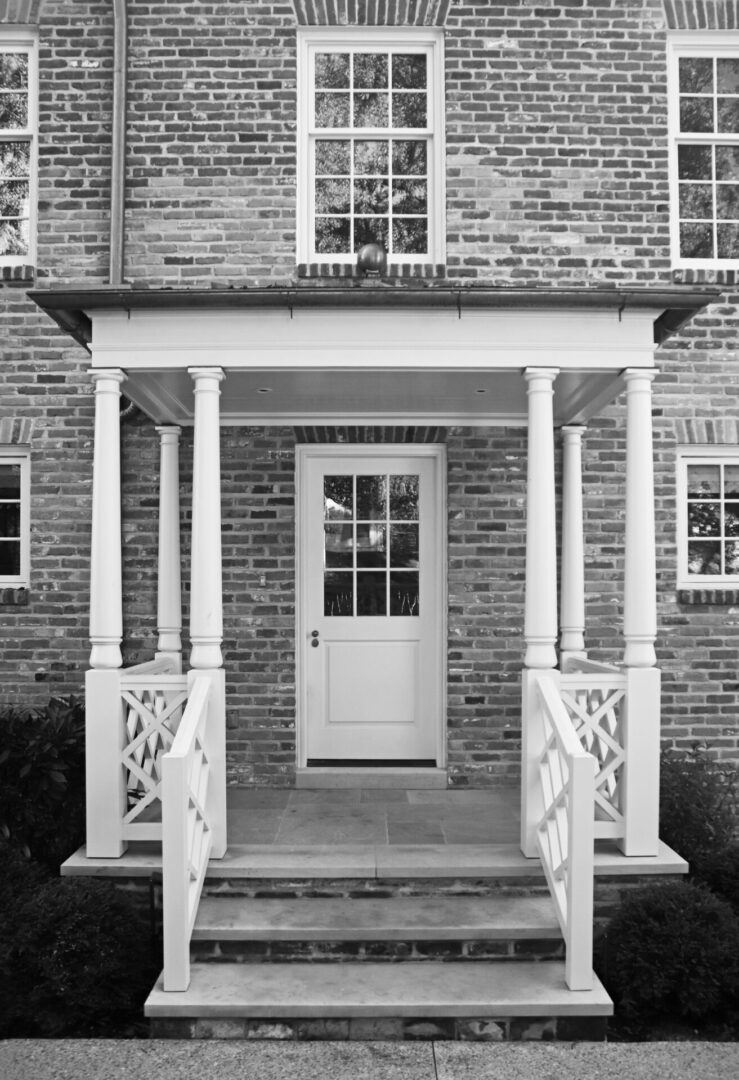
0, 30, 37, 266
0, 449, 30, 587
677, 449, 739, 588
297, 28, 445, 268
668, 33, 739, 268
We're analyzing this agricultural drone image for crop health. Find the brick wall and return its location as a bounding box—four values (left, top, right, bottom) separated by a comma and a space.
3, 0, 739, 783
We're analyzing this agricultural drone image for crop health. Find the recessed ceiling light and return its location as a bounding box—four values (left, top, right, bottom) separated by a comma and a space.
475, 388, 488, 394
256, 387, 273, 394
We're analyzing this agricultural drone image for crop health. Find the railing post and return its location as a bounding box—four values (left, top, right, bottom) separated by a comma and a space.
619, 667, 661, 857
189, 666, 227, 859
521, 668, 560, 857
162, 747, 190, 991
85, 668, 127, 857
155, 425, 182, 671
566, 751, 596, 990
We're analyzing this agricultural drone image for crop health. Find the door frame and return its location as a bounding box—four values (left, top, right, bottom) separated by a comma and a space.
295, 443, 447, 770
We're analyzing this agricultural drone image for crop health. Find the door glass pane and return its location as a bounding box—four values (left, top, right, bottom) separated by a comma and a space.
357, 475, 386, 520
356, 523, 386, 567
325, 522, 353, 567
357, 571, 386, 615
324, 571, 353, 616
390, 523, 418, 566
389, 474, 419, 519
324, 475, 353, 518
390, 572, 419, 615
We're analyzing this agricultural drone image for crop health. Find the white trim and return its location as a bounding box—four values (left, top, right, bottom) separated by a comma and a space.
0, 446, 30, 586
296, 26, 445, 267
676, 445, 739, 589
667, 31, 739, 269
295, 443, 447, 770
0, 28, 38, 267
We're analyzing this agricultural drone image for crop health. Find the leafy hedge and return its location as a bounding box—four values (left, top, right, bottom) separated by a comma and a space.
0, 697, 85, 869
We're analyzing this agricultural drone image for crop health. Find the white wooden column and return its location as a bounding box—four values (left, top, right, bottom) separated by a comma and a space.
620, 368, 660, 856
188, 368, 227, 858
189, 368, 224, 670
623, 370, 657, 668
521, 367, 559, 857
86, 369, 127, 856
560, 425, 586, 661
523, 367, 559, 670
89, 369, 125, 670
155, 425, 182, 667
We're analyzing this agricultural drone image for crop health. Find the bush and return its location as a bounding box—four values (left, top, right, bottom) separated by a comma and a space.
0, 697, 85, 869
597, 880, 739, 1034
659, 745, 739, 875
695, 841, 739, 913
0, 845, 159, 1037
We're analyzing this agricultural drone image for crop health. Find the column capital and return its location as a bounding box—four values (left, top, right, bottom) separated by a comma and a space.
622, 368, 657, 386
188, 367, 225, 383
89, 368, 126, 387
524, 367, 559, 386
561, 424, 587, 439
155, 425, 182, 440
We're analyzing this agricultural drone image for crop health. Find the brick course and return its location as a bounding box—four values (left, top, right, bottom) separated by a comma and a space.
2, 0, 739, 783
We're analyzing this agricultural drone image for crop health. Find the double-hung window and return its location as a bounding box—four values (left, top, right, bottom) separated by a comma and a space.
297, 28, 445, 268
677, 449, 739, 588
0, 30, 37, 266
0, 450, 30, 587
668, 33, 739, 267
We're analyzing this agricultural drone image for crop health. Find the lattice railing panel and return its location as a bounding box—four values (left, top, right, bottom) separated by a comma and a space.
560, 674, 627, 838
119, 675, 188, 839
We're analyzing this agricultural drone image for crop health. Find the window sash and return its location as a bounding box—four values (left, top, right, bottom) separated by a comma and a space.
0, 451, 30, 586
0, 34, 37, 266
677, 449, 739, 587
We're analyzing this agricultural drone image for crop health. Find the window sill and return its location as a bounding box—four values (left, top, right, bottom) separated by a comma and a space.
677, 588, 739, 606
0, 265, 36, 284
298, 262, 446, 281
0, 587, 29, 606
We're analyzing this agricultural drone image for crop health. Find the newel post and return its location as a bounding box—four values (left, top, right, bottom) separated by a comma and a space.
155, 425, 182, 669
620, 369, 660, 856
188, 368, 227, 858
521, 368, 559, 857
560, 425, 586, 663
86, 369, 127, 857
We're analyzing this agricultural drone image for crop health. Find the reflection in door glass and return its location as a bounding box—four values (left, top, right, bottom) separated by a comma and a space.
323, 471, 420, 616
324, 571, 353, 616
390, 474, 419, 519
357, 571, 387, 615
357, 475, 386, 520
324, 475, 354, 518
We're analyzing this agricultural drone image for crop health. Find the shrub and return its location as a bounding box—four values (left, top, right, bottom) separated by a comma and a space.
696, 841, 739, 913
0, 847, 159, 1037
0, 697, 85, 869
597, 880, 739, 1034
659, 745, 739, 875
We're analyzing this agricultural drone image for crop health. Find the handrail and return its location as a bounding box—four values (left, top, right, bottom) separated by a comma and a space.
561, 656, 622, 675
161, 676, 213, 992
123, 656, 178, 677
535, 674, 596, 991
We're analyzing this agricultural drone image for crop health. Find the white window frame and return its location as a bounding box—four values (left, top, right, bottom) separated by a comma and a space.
667, 31, 739, 269
0, 28, 38, 267
0, 447, 30, 587
676, 446, 739, 589
296, 26, 446, 268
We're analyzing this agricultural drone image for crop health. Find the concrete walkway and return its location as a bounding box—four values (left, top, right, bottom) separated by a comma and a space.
1, 1040, 738, 1080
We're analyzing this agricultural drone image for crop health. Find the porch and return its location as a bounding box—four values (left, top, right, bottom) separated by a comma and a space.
33, 283, 709, 1022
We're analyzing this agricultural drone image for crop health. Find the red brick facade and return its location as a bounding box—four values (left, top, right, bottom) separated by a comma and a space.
2, 1, 739, 783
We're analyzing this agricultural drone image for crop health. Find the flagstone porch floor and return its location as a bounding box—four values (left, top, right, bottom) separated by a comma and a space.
225, 786, 521, 847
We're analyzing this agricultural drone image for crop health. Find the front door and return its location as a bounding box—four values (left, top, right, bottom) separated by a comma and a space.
298, 446, 445, 764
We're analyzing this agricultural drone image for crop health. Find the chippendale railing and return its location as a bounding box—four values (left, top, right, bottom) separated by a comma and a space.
535, 672, 596, 991
161, 675, 213, 991
120, 660, 188, 842
559, 661, 627, 842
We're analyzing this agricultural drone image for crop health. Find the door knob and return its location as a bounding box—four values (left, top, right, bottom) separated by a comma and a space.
311, 630, 319, 637
311, 629, 319, 648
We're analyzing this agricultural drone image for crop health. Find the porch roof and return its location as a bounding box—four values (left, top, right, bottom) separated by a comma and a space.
29, 283, 717, 352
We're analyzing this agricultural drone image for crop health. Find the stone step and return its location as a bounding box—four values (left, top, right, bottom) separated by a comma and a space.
193, 895, 561, 942
145, 960, 613, 1025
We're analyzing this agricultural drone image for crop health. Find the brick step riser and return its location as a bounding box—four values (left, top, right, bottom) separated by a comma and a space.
202, 879, 550, 900
190, 938, 564, 963
150, 1013, 608, 1042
